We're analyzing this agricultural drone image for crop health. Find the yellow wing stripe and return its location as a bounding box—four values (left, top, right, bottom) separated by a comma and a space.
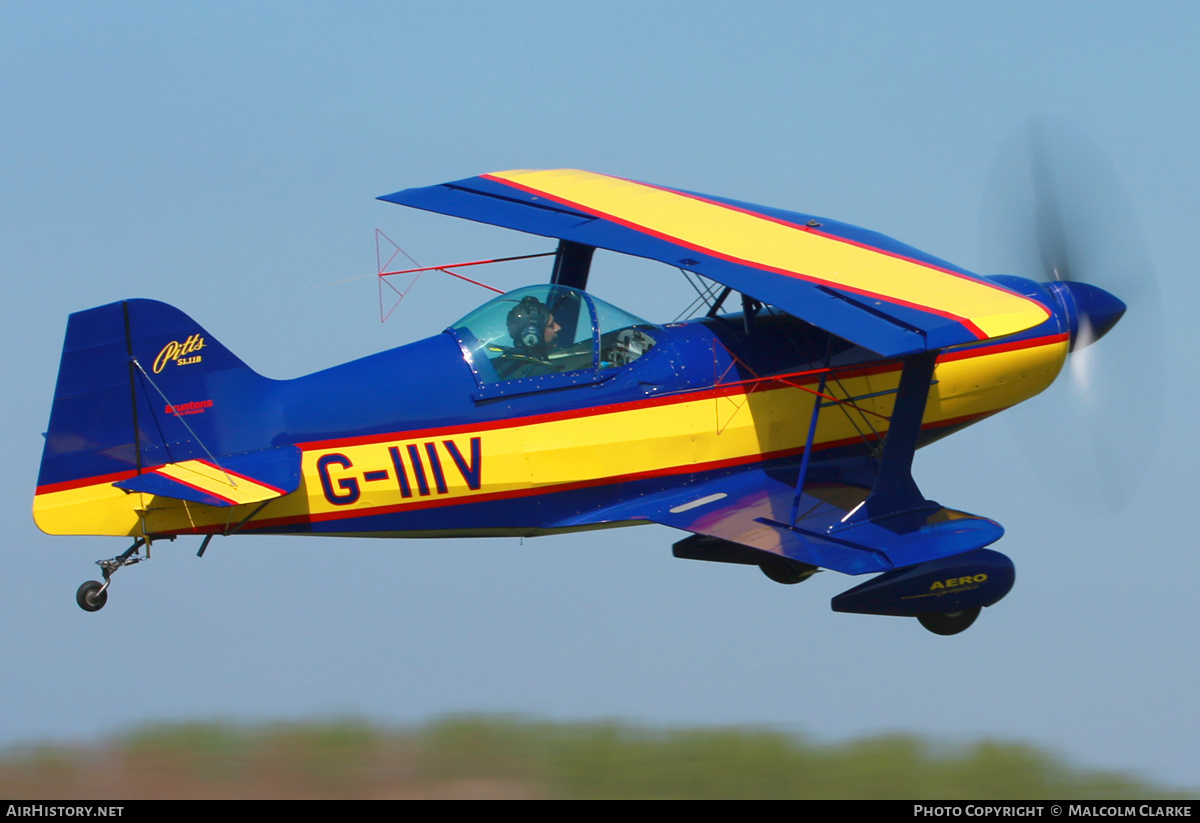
488, 169, 1050, 340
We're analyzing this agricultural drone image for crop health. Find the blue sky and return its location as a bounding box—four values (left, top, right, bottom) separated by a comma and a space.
4, 2, 1198, 789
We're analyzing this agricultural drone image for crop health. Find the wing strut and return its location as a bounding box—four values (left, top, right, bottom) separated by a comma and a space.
765, 350, 941, 539
851, 350, 940, 524
550, 240, 594, 290
789, 371, 828, 526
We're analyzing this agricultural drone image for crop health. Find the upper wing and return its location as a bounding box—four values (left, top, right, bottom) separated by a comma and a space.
379, 169, 1051, 358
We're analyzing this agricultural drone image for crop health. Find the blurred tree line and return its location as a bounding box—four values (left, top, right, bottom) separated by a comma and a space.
0, 716, 1188, 799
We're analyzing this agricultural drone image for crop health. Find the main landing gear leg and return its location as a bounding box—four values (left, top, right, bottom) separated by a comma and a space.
76, 538, 148, 613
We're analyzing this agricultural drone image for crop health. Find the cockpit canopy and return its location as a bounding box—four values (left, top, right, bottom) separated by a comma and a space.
448, 285, 658, 385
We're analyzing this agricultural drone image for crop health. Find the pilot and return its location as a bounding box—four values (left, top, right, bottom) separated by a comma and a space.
494, 295, 563, 379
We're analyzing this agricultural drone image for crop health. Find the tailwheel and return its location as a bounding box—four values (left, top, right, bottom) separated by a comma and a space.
917, 607, 981, 636
76, 580, 108, 612
75, 538, 150, 613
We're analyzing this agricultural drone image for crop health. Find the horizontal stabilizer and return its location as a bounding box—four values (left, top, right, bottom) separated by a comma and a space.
113, 446, 301, 508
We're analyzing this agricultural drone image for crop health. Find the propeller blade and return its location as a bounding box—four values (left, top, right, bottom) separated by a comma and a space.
1031, 121, 1073, 283
978, 116, 1164, 512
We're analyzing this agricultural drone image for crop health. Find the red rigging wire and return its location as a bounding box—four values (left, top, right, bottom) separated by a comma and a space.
375, 228, 555, 322
376, 229, 425, 323
378, 252, 555, 279
712, 338, 893, 422
376, 228, 418, 275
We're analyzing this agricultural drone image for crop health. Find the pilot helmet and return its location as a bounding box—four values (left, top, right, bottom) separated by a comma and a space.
507, 295, 551, 349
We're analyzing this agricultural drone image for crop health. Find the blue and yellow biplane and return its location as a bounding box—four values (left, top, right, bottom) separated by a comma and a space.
34, 169, 1125, 634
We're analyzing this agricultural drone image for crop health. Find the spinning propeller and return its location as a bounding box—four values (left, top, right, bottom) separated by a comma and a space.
979, 117, 1164, 509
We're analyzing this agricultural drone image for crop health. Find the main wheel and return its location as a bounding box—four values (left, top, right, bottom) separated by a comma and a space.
759, 562, 816, 585
76, 580, 107, 612
917, 607, 980, 636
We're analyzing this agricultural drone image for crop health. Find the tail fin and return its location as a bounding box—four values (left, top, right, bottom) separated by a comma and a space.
36, 299, 280, 492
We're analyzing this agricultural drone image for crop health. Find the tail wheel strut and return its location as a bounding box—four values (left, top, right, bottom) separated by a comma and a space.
75, 538, 149, 613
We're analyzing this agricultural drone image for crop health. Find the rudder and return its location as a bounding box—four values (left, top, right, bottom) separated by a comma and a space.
36, 299, 279, 494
